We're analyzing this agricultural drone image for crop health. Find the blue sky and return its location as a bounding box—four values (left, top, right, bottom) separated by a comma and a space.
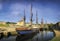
0, 0, 60, 24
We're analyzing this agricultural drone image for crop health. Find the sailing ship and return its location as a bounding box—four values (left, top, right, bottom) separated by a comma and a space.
16, 4, 39, 41
16, 3, 33, 34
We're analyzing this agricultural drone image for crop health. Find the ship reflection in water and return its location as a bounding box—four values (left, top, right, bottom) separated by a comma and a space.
32, 31, 54, 41
0, 31, 55, 41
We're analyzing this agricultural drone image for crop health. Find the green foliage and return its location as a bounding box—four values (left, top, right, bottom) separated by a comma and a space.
47, 24, 54, 27
6, 22, 16, 24
0, 24, 9, 27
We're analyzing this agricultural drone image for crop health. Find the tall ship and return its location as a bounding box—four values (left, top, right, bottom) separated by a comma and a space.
16, 4, 39, 41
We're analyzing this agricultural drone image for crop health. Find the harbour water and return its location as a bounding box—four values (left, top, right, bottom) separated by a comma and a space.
0, 31, 55, 41
32, 31, 55, 41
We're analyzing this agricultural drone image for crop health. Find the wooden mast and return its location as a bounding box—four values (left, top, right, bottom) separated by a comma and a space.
36, 11, 38, 25
30, 3, 33, 27
23, 9, 26, 26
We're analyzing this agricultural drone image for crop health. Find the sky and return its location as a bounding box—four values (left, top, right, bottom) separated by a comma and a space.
0, 0, 60, 24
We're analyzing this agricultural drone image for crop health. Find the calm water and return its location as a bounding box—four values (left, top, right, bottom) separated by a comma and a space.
0, 31, 55, 41
32, 31, 54, 41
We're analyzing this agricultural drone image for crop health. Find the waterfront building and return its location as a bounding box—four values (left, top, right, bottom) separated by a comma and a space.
16, 18, 24, 26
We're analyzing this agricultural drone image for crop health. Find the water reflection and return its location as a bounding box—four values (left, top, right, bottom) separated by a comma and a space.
0, 31, 55, 41
0, 36, 16, 41
32, 31, 54, 41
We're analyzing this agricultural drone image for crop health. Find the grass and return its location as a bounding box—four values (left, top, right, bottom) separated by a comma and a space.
51, 30, 60, 41
0, 24, 9, 27
51, 36, 60, 41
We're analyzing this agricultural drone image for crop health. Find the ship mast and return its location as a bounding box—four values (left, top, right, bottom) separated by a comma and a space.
36, 11, 38, 25
41, 18, 44, 28
23, 9, 26, 26
30, 4, 33, 27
